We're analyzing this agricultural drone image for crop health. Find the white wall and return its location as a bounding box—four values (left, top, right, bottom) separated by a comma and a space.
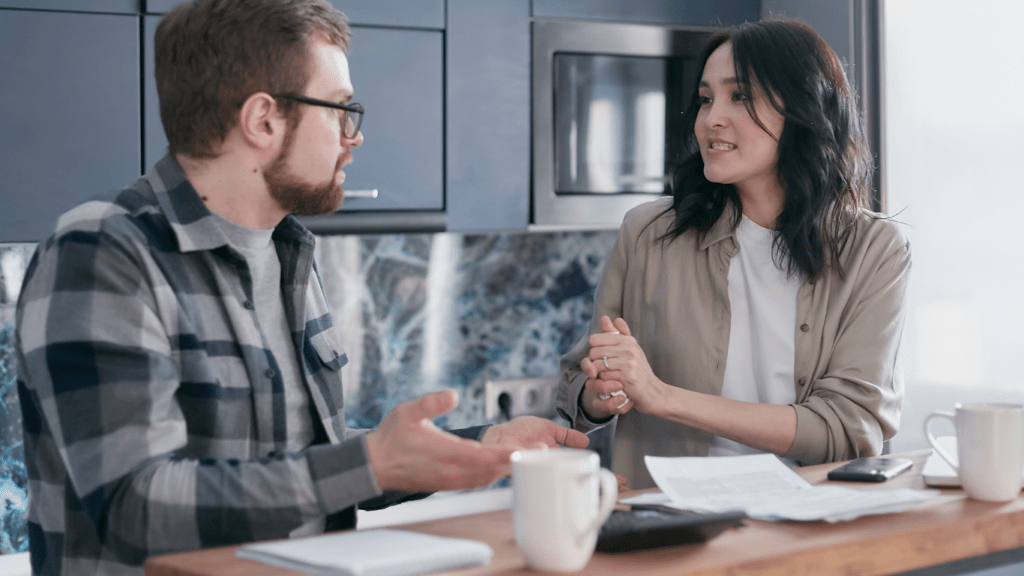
0, 553, 28, 576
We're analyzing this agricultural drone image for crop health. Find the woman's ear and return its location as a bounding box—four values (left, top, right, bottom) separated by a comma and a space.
238, 92, 284, 150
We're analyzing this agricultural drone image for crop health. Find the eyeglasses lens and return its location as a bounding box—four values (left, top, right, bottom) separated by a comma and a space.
343, 110, 362, 139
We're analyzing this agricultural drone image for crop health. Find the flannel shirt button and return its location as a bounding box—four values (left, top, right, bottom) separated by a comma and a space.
265, 368, 276, 379
244, 300, 255, 310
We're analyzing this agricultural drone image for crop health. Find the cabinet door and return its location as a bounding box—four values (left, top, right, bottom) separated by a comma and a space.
143, 15, 166, 171
532, 0, 758, 26
0, 0, 135, 11
145, 0, 445, 29
144, 22, 443, 214
445, 0, 531, 231
0, 10, 140, 242
328, 0, 444, 29
334, 26, 444, 212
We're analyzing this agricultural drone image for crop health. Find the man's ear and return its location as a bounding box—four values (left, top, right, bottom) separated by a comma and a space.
238, 92, 285, 150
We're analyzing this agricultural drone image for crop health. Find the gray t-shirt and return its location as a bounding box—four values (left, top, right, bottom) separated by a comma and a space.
214, 213, 314, 453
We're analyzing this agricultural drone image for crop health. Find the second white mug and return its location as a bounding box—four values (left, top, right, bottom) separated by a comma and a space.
924, 403, 1024, 502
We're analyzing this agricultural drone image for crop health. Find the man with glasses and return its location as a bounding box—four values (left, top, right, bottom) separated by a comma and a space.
15, 1, 588, 574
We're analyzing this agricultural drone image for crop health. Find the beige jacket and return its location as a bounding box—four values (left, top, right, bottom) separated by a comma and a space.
556, 198, 911, 488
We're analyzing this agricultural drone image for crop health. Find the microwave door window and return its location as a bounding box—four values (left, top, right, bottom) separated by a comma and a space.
554, 54, 670, 195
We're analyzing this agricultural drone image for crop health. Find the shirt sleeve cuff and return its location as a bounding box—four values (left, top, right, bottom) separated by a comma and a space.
557, 372, 615, 434
305, 436, 383, 515
784, 404, 829, 464
450, 425, 489, 441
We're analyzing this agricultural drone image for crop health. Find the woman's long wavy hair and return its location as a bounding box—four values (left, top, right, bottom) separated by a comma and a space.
663, 19, 873, 282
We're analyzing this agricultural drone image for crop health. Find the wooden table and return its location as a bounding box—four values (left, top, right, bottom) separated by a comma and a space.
145, 450, 1024, 576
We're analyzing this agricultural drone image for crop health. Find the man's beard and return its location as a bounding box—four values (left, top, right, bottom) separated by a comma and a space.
263, 127, 344, 217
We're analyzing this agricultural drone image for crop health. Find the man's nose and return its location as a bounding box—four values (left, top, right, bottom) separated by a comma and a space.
344, 130, 364, 148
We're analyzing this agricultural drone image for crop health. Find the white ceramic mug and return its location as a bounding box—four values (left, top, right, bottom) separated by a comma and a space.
924, 403, 1024, 502
510, 449, 617, 572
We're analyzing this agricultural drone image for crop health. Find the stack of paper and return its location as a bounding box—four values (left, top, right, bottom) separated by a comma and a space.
236, 528, 493, 576
623, 454, 939, 523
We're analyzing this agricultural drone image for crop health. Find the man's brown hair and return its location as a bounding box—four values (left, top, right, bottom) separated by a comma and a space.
155, 0, 351, 158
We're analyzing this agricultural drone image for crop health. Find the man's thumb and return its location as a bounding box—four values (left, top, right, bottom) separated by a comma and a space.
410, 389, 459, 421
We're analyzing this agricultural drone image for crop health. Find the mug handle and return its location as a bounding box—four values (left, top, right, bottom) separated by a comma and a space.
577, 468, 619, 545
924, 411, 959, 472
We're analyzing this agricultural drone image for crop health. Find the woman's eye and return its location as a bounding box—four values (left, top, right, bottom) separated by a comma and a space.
698, 95, 712, 105
732, 92, 750, 102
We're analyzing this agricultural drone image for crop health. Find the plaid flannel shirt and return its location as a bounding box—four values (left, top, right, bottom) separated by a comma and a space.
16, 154, 390, 575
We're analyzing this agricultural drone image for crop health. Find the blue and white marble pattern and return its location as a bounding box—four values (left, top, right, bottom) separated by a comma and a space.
315, 230, 617, 430
0, 228, 617, 554
0, 243, 34, 554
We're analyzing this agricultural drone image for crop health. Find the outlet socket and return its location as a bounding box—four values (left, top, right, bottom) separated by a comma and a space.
484, 377, 560, 421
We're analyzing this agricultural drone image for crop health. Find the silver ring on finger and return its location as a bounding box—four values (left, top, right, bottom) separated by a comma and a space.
602, 355, 609, 369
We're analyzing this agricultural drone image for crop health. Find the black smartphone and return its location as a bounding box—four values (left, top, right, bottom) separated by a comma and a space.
827, 457, 913, 483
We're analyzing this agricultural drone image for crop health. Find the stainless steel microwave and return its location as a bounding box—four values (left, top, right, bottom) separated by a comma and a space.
531, 19, 717, 228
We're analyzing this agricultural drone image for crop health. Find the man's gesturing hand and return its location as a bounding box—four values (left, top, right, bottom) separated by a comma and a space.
365, 390, 514, 493
481, 416, 590, 452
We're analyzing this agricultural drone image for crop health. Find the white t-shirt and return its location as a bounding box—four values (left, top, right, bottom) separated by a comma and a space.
708, 215, 801, 463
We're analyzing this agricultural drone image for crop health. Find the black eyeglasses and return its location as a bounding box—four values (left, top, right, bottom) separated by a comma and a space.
272, 94, 364, 139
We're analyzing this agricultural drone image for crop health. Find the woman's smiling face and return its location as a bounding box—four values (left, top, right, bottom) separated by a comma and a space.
694, 42, 785, 199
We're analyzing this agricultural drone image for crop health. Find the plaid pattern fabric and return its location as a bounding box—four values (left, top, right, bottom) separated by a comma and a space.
16, 154, 382, 575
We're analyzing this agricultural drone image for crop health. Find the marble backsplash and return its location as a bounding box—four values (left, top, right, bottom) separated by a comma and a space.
0, 244, 33, 554
0, 228, 617, 553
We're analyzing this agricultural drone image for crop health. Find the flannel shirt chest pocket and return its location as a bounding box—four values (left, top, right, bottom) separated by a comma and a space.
309, 328, 348, 371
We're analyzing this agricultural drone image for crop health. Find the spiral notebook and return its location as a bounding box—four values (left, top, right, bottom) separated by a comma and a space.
236, 528, 493, 576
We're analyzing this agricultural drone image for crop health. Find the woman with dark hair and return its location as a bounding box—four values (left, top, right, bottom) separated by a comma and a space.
555, 19, 910, 488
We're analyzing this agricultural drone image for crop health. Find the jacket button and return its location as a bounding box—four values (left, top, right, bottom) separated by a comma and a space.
800, 323, 810, 332
798, 378, 807, 386
244, 301, 255, 310
265, 368, 276, 379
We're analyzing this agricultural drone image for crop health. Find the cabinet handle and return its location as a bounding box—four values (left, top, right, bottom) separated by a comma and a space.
345, 189, 379, 199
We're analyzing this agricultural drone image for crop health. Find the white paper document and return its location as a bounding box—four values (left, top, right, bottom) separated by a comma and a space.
627, 454, 939, 523
236, 528, 493, 576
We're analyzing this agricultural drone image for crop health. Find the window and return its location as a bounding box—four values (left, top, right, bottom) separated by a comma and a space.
884, 1, 1024, 450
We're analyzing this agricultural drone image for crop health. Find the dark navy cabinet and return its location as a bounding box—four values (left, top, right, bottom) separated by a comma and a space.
328, 0, 445, 29
143, 15, 164, 172
336, 26, 444, 212
0, 9, 140, 242
145, 0, 444, 29
445, 0, 531, 232
532, 0, 759, 26
143, 20, 444, 215
1, 0, 764, 241
0, 0, 137, 12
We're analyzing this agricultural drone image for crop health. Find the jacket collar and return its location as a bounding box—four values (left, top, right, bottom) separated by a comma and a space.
698, 201, 741, 252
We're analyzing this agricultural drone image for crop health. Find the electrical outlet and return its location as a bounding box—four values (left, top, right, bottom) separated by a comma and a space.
484, 377, 560, 421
